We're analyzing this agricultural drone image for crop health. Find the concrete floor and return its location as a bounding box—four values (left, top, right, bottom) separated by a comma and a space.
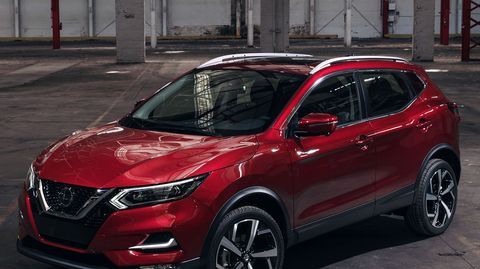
0, 39, 479, 269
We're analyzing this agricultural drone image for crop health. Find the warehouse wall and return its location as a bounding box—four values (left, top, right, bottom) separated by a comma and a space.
0, 0, 478, 38
0, 0, 14, 37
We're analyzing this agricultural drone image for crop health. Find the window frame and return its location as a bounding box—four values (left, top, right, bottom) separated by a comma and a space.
357, 69, 425, 120
286, 70, 365, 137
285, 69, 427, 138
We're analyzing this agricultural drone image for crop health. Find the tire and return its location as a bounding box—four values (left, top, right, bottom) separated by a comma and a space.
405, 158, 458, 236
205, 206, 285, 269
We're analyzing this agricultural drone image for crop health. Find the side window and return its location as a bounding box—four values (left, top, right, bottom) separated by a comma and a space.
298, 74, 361, 125
404, 72, 425, 95
360, 72, 413, 117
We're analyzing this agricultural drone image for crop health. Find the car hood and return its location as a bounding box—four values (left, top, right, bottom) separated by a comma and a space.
34, 123, 258, 189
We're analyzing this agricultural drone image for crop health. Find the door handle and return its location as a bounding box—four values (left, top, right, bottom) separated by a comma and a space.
416, 118, 432, 132
354, 135, 374, 150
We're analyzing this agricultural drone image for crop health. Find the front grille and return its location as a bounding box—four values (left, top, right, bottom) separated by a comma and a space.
29, 179, 118, 249
42, 180, 98, 217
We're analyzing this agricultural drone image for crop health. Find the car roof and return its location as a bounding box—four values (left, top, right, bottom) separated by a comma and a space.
197, 54, 418, 76
202, 59, 322, 76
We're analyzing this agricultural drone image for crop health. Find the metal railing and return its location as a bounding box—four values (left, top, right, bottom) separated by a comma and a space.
309, 55, 408, 74
197, 53, 314, 68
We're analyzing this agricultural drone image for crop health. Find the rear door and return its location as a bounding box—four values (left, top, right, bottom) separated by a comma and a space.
286, 72, 376, 227
358, 70, 426, 201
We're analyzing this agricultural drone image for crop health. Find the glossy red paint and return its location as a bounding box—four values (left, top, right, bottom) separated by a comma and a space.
18, 58, 460, 268
297, 113, 338, 136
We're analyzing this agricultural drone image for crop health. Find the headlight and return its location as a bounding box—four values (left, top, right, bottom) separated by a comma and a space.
109, 174, 208, 210
25, 165, 36, 191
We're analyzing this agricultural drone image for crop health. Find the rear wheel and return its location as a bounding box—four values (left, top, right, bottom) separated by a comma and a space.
206, 206, 285, 269
405, 159, 458, 235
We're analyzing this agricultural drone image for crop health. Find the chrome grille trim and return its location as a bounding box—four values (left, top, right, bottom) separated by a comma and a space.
37, 179, 114, 220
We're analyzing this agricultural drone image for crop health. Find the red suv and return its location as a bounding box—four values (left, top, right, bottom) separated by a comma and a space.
18, 54, 461, 269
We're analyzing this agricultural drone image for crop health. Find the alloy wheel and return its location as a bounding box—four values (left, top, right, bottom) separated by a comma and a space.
425, 168, 456, 228
216, 219, 278, 269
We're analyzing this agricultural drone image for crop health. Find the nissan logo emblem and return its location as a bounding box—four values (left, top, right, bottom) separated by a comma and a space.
58, 187, 74, 208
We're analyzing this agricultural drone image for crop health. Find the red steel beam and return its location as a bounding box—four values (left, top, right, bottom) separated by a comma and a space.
51, 0, 60, 49
382, 0, 389, 37
440, 0, 450, 45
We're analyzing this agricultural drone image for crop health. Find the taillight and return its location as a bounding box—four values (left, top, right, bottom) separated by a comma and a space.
447, 102, 461, 118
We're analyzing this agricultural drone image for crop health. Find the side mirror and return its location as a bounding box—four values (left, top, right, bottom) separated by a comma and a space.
134, 99, 146, 109
295, 113, 338, 137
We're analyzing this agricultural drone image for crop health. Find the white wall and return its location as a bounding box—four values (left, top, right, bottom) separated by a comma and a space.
20, 0, 50, 37
0, 0, 14, 36
94, 0, 116, 37
314, 0, 381, 38
0, 0, 477, 38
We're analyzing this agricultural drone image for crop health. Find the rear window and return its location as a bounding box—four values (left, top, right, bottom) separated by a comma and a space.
404, 72, 426, 95
360, 71, 414, 117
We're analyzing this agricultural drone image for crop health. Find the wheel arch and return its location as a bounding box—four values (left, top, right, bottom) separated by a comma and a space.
200, 186, 292, 263
420, 144, 461, 182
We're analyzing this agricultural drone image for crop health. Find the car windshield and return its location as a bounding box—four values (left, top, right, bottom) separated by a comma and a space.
120, 69, 306, 136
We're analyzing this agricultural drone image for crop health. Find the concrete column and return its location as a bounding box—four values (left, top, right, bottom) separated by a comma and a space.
150, 0, 157, 48
161, 0, 167, 36
247, 0, 254, 47
260, 0, 289, 52
88, 0, 94, 37
14, 0, 20, 38
115, 0, 145, 63
309, 0, 315, 35
412, 0, 435, 62
344, 0, 352, 47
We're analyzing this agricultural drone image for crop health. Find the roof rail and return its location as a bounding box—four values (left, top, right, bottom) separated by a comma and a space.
197, 53, 314, 69
309, 55, 408, 75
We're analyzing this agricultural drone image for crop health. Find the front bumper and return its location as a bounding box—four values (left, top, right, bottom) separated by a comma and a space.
17, 238, 201, 269
17, 183, 214, 268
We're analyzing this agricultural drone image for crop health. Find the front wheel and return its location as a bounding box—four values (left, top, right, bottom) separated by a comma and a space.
405, 158, 458, 235
206, 206, 285, 269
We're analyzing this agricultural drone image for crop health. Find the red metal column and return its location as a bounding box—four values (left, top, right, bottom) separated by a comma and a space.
440, 0, 450, 45
382, 0, 389, 37
51, 0, 61, 49
462, 0, 480, 61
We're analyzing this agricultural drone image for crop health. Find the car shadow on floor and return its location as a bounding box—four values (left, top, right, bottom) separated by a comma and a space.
284, 215, 427, 269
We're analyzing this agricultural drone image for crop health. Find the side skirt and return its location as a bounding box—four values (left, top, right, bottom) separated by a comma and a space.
289, 184, 415, 247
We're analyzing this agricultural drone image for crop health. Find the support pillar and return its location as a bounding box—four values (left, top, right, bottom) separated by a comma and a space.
236, 0, 241, 37
150, 0, 157, 48
344, 0, 352, 48
51, 0, 61, 49
88, 0, 94, 37
412, 0, 435, 62
247, 0, 254, 47
13, 0, 20, 39
115, 0, 145, 63
382, 0, 389, 37
260, 0, 289, 52
309, 0, 315, 35
440, 0, 450, 45
162, 0, 167, 36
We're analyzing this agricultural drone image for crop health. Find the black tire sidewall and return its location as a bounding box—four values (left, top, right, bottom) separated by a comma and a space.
205, 206, 285, 269
417, 159, 458, 235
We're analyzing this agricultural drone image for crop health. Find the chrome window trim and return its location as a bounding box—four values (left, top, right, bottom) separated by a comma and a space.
283, 68, 426, 138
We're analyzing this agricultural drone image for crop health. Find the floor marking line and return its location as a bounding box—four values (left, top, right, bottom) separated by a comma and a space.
87, 65, 150, 128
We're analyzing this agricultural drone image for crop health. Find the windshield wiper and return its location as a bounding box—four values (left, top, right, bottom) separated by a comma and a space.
127, 117, 220, 137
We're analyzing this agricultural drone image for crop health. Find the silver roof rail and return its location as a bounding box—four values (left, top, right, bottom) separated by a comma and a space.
197, 53, 314, 69
309, 55, 408, 75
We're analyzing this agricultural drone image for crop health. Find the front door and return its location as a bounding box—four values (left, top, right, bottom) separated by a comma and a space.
286, 73, 376, 227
